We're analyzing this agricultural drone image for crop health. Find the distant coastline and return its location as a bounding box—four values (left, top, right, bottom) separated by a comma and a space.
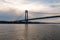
0, 21, 60, 24
0, 15, 60, 24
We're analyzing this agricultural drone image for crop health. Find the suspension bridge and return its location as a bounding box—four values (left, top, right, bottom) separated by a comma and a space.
0, 10, 60, 24
15, 10, 60, 24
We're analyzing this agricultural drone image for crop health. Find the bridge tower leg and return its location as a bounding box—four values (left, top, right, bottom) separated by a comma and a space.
25, 10, 28, 24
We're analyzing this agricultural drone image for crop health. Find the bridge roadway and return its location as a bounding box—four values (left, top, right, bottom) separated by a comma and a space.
19, 15, 60, 22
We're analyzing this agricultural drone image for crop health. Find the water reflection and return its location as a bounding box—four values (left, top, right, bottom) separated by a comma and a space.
0, 24, 17, 40
0, 24, 60, 40
24, 24, 28, 40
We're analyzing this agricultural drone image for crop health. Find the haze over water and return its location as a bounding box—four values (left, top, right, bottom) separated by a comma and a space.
0, 24, 60, 40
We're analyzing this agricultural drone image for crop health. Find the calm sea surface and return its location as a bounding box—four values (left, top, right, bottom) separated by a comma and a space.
0, 24, 60, 40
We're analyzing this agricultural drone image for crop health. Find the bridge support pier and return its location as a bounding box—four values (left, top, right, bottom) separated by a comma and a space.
25, 10, 28, 24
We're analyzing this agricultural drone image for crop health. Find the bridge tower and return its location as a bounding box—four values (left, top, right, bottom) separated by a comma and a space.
25, 10, 28, 24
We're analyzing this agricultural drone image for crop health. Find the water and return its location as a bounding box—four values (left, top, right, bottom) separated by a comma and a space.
0, 24, 60, 40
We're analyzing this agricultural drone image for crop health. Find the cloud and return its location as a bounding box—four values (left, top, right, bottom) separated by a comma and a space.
1, 0, 60, 13
30, 0, 60, 3
0, 9, 25, 21
0, 0, 60, 13
0, 0, 60, 22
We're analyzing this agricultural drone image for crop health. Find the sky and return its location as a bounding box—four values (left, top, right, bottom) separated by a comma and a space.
0, 0, 60, 22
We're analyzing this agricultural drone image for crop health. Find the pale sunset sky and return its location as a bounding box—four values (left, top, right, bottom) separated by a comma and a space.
0, 0, 60, 22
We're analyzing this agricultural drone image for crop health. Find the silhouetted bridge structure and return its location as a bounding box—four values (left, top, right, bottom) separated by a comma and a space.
15, 10, 60, 24
16, 15, 60, 24
0, 10, 60, 24
20, 15, 60, 21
